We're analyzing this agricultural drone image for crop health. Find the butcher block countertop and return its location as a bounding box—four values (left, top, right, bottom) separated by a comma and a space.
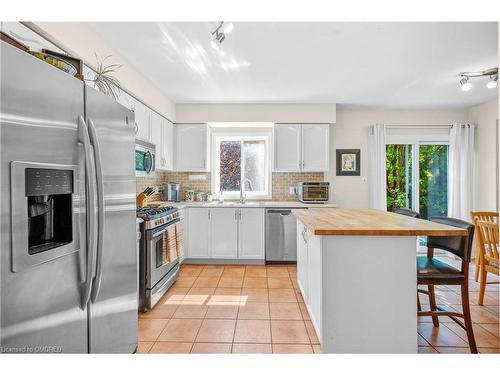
292, 208, 467, 236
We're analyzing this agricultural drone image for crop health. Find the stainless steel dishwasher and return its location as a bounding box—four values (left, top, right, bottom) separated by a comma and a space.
265, 208, 306, 263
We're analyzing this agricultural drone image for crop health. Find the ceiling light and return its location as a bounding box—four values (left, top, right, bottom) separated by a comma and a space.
486, 75, 498, 89
210, 39, 220, 51
460, 77, 472, 92
222, 22, 234, 34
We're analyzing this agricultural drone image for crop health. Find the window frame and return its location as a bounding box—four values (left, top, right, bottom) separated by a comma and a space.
212, 132, 272, 200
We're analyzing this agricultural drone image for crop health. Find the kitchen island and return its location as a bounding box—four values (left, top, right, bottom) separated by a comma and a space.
292, 208, 467, 354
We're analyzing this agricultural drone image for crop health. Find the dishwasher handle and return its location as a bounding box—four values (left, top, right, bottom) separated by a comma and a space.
267, 209, 292, 215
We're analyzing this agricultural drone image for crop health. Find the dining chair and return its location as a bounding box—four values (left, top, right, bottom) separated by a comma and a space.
393, 208, 420, 218
470, 212, 498, 282
417, 216, 477, 353
475, 220, 499, 305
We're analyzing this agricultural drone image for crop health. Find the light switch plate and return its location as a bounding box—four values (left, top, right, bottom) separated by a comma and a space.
289, 186, 296, 195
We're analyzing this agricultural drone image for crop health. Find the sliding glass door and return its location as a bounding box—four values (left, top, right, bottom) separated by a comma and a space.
386, 141, 449, 220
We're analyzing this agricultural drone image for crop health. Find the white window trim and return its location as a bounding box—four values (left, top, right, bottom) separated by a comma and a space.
211, 131, 272, 200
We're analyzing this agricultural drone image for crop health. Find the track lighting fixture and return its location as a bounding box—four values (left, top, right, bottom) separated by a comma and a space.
458, 67, 498, 92
210, 21, 234, 50
460, 77, 472, 92
486, 75, 498, 89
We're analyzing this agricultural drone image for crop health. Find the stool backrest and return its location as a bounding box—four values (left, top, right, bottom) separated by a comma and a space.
393, 208, 420, 218
427, 216, 475, 262
470, 212, 498, 258
476, 220, 499, 268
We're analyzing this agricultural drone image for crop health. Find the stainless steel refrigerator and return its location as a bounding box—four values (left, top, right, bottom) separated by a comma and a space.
0, 42, 138, 353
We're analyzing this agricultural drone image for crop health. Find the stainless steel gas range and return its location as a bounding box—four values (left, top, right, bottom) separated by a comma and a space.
137, 206, 181, 311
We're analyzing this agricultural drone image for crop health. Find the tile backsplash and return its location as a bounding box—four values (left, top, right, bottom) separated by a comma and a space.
137, 171, 323, 201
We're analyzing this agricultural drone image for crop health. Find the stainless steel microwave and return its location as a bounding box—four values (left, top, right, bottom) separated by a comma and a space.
135, 139, 155, 176
297, 182, 330, 203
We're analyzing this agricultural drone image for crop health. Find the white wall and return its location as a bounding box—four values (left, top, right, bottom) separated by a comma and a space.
29, 22, 176, 121
176, 103, 336, 123
326, 107, 469, 208
468, 100, 499, 211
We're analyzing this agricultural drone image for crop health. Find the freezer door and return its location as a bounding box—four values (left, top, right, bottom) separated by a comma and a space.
0, 42, 88, 352
84, 86, 138, 353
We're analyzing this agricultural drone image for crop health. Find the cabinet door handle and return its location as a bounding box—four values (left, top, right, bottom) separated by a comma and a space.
235, 209, 238, 220
239, 209, 242, 220
208, 209, 211, 220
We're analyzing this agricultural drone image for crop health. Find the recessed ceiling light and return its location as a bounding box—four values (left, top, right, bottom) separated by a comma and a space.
486, 75, 498, 89
210, 39, 220, 51
460, 77, 472, 92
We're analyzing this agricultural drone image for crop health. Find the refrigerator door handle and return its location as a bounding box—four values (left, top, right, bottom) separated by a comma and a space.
87, 118, 105, 303
78, 115, 97, 309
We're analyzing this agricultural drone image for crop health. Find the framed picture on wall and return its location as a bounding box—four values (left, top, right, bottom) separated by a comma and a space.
336, 149, 361, 176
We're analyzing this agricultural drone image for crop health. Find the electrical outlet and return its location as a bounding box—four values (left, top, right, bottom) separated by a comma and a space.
362, 177, 367, 183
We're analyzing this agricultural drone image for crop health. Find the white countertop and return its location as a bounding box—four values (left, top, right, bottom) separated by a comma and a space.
148, 200, 337, 210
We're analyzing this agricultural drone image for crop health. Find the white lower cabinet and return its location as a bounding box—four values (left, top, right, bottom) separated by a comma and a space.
296, 219, 322, 343
238, 208, 265, 259
186, 208, 211, 258
185, 207, 265, 260
211, 208, 238, 258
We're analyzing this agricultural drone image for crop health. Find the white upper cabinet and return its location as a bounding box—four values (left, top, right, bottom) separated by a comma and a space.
238, 208, 265, 260
175, 123, 210, 172
211, 208, 238, 259
274, 123, 329, 172
301, 124, 329, 172
274, 123, 302, 172
133, 99, 151, 142
150, 111, 163, 169
162, 119, 174, 170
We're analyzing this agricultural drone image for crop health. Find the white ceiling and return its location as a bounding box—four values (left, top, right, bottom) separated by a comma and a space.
90, 22, 498, 108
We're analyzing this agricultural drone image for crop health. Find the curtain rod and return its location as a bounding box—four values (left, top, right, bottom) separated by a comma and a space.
385, 124, 452, 129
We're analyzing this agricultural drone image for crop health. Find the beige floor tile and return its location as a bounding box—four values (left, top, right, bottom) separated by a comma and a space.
418, 346, 439, 353
273, 344, 313, 353
267, 268, 290, 277
231, 343, 273, 353
434, 346, 472, 354
138, 319, 169, 341
149, 342, 193, 353
312, 344, 322, 353
238, 302, 270, 320
193, 276, 220, 288
175, 277, 197, 288
304, 320, 320, 344
241, 288, 269, 302
181, 292, 211, 306
140, 303, 179, 319
417, 322, 468, 347
209, 288, 242, 306
418, 333, 431, 346
163, 287, 191, 303
157, 318, 202, 342
268, 277, 293, 289
234, 320, 272, 343
243, 277, 268, 288
469, 292, 500, 306
191, 343, 232, 353
271, 320, 310, 344
478, 323, 499, 338
479, 347, 500, 353
172, 304, 208, 319
270, 303, 302, 320
136, 341, 154, 353
187, 287, 216, 295
269, 289, 297, 303
222, 268, 246, 278
444, 323, 500, 348
218, 277, 244, 288
195, 319, 236, 343
298, 303, 311, 321
180, 267, 203, 277
205, 305, 239, 319
245, 268, 267, 278
200, 268, 224, 277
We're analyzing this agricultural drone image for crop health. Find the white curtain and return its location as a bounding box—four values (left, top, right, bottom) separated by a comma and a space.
448, 123, 475, 220
368, 124, 387, 210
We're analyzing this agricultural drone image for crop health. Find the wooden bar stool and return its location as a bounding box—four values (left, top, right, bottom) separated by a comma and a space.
470, 212, 498, 283
417, 217, 477, 353
475, 220, 499, 305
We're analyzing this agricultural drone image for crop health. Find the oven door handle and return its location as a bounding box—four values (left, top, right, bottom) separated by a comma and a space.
78, 115, 97, 310
88, 118, 105, 303
146, 150, 154, 174
151, 218, 181, 238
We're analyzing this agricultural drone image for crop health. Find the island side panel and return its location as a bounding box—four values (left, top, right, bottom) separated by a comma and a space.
321, 235, 417, 353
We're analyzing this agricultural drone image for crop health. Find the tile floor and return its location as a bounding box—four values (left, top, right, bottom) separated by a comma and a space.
138, 261, 499, 354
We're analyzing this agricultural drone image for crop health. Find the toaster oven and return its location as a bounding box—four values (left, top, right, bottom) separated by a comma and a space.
297, 182, 329, 203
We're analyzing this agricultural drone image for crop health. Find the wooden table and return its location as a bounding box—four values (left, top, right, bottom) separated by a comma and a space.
293, 208, 466, 354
